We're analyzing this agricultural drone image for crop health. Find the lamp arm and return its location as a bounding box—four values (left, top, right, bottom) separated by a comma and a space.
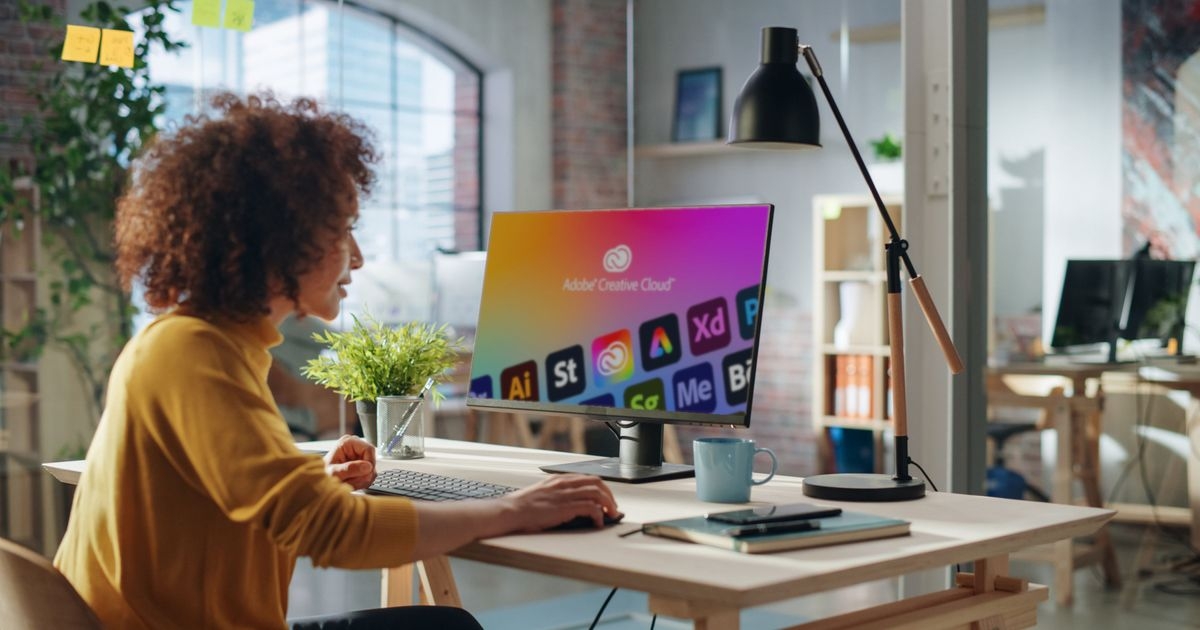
800, 44, 965, 375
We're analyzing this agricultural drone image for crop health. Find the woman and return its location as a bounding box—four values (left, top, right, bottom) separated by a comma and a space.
54, 92, 620, 629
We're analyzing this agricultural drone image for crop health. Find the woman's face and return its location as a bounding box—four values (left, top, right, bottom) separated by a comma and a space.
295, 195, 363, 321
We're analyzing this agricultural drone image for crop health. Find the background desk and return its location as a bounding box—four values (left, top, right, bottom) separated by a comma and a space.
985, 363, 1120, 604
47, 438, 1111, 629
989, 361, 1200, 549
1122, 364, 1200, 550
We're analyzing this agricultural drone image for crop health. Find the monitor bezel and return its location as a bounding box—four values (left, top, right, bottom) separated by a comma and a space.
464, 203, 775, 429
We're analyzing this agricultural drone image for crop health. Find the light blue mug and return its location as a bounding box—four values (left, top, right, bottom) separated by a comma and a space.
693, 437, 778, 503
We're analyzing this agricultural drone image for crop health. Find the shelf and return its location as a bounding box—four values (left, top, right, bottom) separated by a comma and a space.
0, 391, 38, 409
0, 362, 38, 373
634, 141, 733, 159
814, 194, 903, 475
818, 417, 892, 431
0, 447, 42, 466
0, 273, 37, 282
822, 270, 886, 282
821, 344, 891, 356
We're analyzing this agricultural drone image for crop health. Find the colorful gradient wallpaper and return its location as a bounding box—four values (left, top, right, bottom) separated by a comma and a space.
468, 205, 773, 424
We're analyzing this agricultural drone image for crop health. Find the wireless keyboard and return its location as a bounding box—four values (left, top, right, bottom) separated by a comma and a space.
367, 468, 517, 502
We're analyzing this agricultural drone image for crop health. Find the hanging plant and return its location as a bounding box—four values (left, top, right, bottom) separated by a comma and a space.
0, 0, 185, 429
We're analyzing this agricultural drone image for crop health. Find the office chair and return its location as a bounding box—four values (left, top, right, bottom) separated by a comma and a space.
0, 536, 101, 629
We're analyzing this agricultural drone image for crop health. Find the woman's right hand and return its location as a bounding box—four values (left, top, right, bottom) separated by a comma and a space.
496, 473, 621, 534
410, 473, 622, 561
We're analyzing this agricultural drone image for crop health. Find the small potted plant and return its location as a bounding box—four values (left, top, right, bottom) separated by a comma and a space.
302, 314, 464, 458
867, 132, 903, 193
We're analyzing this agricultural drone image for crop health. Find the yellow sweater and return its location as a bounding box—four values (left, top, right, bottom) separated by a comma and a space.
54, 312, 418, 629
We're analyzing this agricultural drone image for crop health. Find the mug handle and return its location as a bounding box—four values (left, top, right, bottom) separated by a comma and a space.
751, 447, 778, 485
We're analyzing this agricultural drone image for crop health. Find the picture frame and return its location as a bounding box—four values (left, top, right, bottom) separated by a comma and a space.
672, 67, 722, 142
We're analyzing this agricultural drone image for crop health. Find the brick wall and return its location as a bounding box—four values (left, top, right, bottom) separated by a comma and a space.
453, 74, 481, 249
551, 0, 627, 209
0, 0, 62, 162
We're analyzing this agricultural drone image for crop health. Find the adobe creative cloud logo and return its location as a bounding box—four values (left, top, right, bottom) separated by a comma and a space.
603, 244, 632, 273
597, 340, 629, 376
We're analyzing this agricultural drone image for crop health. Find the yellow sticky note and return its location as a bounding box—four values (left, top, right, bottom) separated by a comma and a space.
99, 29, 134, 68
192, 0, 221, 28
61, 25, 101, 63
224, 0, 255, 32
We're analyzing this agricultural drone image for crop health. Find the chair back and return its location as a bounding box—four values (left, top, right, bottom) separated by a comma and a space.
0, 537, 101, 629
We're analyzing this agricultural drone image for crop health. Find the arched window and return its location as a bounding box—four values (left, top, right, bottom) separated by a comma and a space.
140, 0, 483, 323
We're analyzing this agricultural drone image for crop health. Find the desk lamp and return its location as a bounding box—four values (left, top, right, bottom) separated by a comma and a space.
728, 26, 965, 501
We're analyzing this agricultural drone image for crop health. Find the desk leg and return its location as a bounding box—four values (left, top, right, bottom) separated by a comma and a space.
381, 557, 463, 608
381, 564, 415, 607
1190, 410, 1200, 551
647, 594, 739, 630
970, 556, 1009, 630
417, 555, 463, 607
1051, 402, 1075, 607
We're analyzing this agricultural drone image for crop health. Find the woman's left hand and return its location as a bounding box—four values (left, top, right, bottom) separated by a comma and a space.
323, 434, 377, 490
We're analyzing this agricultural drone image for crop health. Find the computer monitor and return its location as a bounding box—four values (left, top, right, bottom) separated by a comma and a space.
465, 204, 774, 482
1121, 259, 1195, 346
1049, 259, 1129, 358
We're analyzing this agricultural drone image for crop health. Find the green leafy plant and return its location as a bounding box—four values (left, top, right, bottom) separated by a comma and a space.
302, 315, 465, 404
0, 0, 184, 423
869, 133, 902, 162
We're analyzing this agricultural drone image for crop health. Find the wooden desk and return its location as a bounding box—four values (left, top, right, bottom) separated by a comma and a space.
47, 439, 1111, 629
1118, 364, 1200, 550
986, 363, 1121, 604
989, 360, 1200, 554
985, 361, 1110, 396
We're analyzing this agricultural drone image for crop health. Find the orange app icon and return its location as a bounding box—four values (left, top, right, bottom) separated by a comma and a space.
592, 329, 635, 385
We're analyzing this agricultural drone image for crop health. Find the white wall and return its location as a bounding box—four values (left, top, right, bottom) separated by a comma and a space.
632, 0, 903, 310
989, 21, 1049, 317
1042, 0, 1123, 339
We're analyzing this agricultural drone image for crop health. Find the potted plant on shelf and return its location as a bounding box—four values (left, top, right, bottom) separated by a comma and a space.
867, 132, 903, 193
301, 314, 464, 459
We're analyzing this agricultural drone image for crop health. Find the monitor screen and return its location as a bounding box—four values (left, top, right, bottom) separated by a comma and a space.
1121, 259, 1195, 342
1050, 260, 1129, 351
467, 205, 773, 426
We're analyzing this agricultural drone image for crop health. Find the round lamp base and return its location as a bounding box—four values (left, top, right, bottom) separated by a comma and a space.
802, 473, 926, 502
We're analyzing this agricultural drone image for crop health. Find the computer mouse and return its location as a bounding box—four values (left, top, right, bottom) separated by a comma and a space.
552, 512, 625, 531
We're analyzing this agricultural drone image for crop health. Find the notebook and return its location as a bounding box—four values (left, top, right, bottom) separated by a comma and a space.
642, 510, 910, 554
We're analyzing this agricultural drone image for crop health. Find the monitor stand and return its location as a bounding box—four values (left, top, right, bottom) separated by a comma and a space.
1066, 337, 1134, 366
540, 422, 694, 484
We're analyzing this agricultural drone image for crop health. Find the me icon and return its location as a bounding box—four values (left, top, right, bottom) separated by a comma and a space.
545, 345, 587, 401
672, 363, 717, 413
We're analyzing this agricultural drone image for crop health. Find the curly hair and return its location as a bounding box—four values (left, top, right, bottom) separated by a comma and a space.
115, 92, 378, 321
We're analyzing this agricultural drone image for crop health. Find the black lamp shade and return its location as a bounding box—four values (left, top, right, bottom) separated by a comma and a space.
728, 27, 821, 149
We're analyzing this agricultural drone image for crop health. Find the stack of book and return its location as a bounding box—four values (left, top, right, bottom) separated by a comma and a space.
643, 509, 909, 554
830, 355, 895, 420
